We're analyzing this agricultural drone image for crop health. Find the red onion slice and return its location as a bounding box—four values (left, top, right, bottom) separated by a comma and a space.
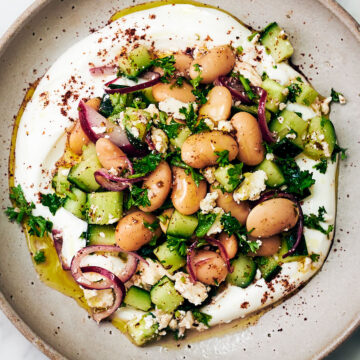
51, 229, 70, 271
187, 241, 198, 284
71, 245, 139, 287
89, 65, 118, 77
257, 191, 304, 258
257, 89, 276, 143
205, 237, 233, 273
94, 168, 145, 192
105, 72, 161, 94
81, 266, 125, 323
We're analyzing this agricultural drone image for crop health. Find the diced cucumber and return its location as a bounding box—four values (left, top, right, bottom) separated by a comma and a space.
214, 164, 239, 193
262, 78, 286, 113
292, 80, 318, 106
154, 241, 186, 274
142, 88, 157, 104
124, 107, 151, 142
255, 256, 281, 282
150, 276, 184, 313
52, 167, 72, 196
270, 110, 308, 157
256, 159, 285, 187
86, 192, 123, 225
304, 116, 336, 159
260, 22, 294, 63
63, 187, 86, 219
87, 225, 116, 245
166, 210, 198, 238
170, 126, 192, 149
119, 45, 152, 79
67, 144, 102, 192
124, 286, 152, 311
277, 231, 308, 263
226, 255, 257, 288
126, 313, 158, 346
232, 104, 271, 123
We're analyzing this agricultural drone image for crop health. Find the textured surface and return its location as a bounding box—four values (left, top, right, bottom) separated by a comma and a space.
0, 1, 359, 359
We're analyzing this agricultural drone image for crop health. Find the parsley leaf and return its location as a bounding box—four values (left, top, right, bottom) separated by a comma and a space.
34, 250, 46, 264
174, 76, 185, 87
276, 158, 315, 198
189, 63, 202, 89
167, 235, 188, 257
192, 309, 212, 327
331, 144, 347, 163
196, 213, 217, 238
215, 150, 230, 167
125, 185, 151, 210
192, 84, 212, 105
287, 83, 302, 102
157, 118, 182, 139
131, 152, 162, 177
304, 206, 334, 237
28, 216, 53, 237
40, 193, 65, 215
310, 253, 320, 262
238, 74, 256, 100
227, 163, 243, 189
151, 55, 176, 82
330, 88, 343, 103
179, 103, 209, 134
313, 159, 328, 174
143, 219, 159, 232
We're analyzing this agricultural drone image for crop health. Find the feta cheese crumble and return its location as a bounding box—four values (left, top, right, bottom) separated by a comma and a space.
206, 207, 225, 236
151, 127, 168, 153
174, 272, 209, 305
217, 120, 233, 132
158, 98, 197, 120
200, 192, 218, 214
201, 167, 216, 184
233, 170, 267, 202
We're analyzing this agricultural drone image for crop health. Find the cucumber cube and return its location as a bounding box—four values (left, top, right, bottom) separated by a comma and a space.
294, 81, 318, 106
262, 78, 286, 113
256, 159, 285, 187
124, 286, 152, 311
63, 187, 87, 219
255, 256, 281, 282
86, 192, 123, 225
87, 224, 116, 245
166, 210, 198, 238
226, 255, 257, 288
127, 313, 158, 346
150, 276, 184, 313
170, 126, 192, 149
52, 167, 72, 196
277, 232, 308, 263
214, 164, 240, 193
119, 45, 152, 79
154, 242, 186, 274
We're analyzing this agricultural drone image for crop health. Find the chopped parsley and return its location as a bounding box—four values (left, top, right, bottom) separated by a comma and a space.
192, 84, 212, 105
34, 250, 46, 264
310, 253, 320, 262
157, 117, 182, 139
287, 82, 302, 102
40, 193, 65, 215
331, 144, 347, 163
238, 74, 256, 100
189, 63, 203, 89
125, 185, 151, 210
131, 152, 162, 177
236, 46, 243, 54
330, 88, 343, 103
192, 309, 212, 327
179, 103, 209, 134
303, 206, 334, 237
151, 55, 176, 82
143, 219, 159, 232
227, 163, 243, 189
195, 213, 217, 238
167, 235, 188, 256
313, 159, 328, 174
174, 76, 185, 87
215, 150, 230, 167
5, 185, 53, 237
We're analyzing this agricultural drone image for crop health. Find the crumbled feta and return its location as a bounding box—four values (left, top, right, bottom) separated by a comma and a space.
201, 167, 216, 184
285, 132, 297, 140
82, 272, 114, 309
177, 311, 195, 337
145, 104, 160, 119
200, 192, 218, 214
108, 167, 118, 176
143, 314, 157, 329
303, 257, 312, 271
266, 153, 275, 161
279, 102, 287, 111
233, 170, 267, 202
204, 118, 215, 130
154, 309, 173, 330
255, 269, 262, 280
339, 94, 346, 104
60, 168, 70, 176
91, 126, 107, 134
158, 98, 197, 120
282, 88, 289, 96
151, 127, 168, 153
320, 96, 332, 115
233, 61, 262, 86
217, 120, 233, 132
174, 272, 209, 306
207, 207, 225, 236
129, 126, 140, 138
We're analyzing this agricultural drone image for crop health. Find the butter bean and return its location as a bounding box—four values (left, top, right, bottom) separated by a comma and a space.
95, 138, 128, 171
248, 235, 281, 257
152, 80, 196, 103
219, 233, 238, 259
199, 86, 232, 122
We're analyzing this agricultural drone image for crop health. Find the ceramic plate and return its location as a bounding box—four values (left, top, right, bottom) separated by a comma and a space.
0, 1, 359, 359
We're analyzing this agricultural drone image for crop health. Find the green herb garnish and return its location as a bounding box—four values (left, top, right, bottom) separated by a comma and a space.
151, 55, 176, 82
287, 82, 302, 102
179, 103, 209, 134
34, 250, 46, 264
192, 309, 212, 327
330, 88, 343, 103
310, 253, 320, 262
189, 64, 203, 89
331, 144, 347, 163
40, 193, 65, 215
196, 213, 217, 238
304, 206, 334, 237
125, 185, 151, 210
131, 152, 162, 177
215, 150, 230, 167
313, 159, 328, 174
238, 74, 256, 100
227, 163, 243, 189
167, 235, 188, 256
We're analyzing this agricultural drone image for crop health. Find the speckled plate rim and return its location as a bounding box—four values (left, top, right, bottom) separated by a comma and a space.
0, 1, 359, 359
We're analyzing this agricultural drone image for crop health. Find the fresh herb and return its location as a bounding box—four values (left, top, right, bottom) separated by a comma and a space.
179, 103, 209, 134
310, 253, 320, 262
331, 144, 347, 162
189, 64, 202, 89
109, 93, 129, 115
157, 118, 182, 139
131, 152, 162, 177
287, 82, 302, 102
227, 163, 243, 189
34, 250, 46, 264
40, 193, 65, 215
248, 32, 259, 41
143, 220, 159, 232
192, 85, 212, 105
168, 150, 204, 186
295, 112, 303, 118
192, 309, 212, 327
125, 185, 151, 210
236, 46, 243, 54
215, 150, 230, 167
238, 74, 256, 100
313, 159, 328, 174
167, 235, 188, 256
195, 213, 217, 238
6, 185, 53, 237
175, 76, 185, 87
330, 88, 343, 103
296, 76, 303, 83
304, 206, 334, 237
263, 142, 274, 154
151, 55, 176, 82
276, 158, 315, 198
